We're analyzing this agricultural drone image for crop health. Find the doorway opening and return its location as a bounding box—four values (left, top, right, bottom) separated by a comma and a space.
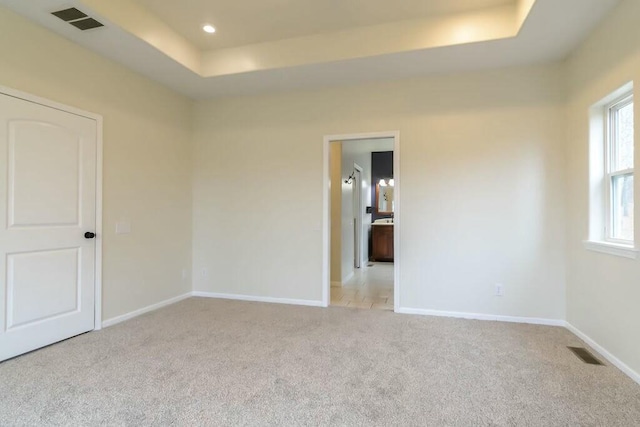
322, 132, 400, 311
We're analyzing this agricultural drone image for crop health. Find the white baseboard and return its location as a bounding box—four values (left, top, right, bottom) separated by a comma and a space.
565, 322, 640, 386
396, 307, 565, 327
102, 292, 192, 328
192, 291, 323, 307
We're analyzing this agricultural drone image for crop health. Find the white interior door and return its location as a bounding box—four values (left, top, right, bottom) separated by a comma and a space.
0, 93, 97, 362
353, 166, 362, 269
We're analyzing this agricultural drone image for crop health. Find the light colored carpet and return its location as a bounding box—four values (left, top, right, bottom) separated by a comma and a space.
1, 298, 639, 426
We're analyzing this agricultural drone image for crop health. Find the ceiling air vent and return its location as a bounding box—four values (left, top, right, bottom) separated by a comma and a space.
51, 7, 104, 31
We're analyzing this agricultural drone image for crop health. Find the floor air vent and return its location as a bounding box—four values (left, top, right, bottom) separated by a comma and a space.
51, 7, 104, 30
568, 347, 604, 365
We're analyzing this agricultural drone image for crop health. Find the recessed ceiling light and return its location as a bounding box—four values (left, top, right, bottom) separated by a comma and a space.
203, 24, 216, 34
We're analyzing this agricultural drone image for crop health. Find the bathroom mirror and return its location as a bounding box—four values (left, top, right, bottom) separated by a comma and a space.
375, 183, 394, 214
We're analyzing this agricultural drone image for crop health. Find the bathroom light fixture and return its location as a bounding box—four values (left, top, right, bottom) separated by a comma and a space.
345, 171, 356, 184
379, 179, 387, 187
389, 179, 395, 186
203, 24, 216, 33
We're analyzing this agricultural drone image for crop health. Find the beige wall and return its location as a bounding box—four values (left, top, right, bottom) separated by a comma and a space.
330, 143, 342, 283
565, 0, 640, 376
192, 64, 567, 319
0, 8, 194, 321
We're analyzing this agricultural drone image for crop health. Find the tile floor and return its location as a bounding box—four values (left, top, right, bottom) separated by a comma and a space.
330, 262, 394, 310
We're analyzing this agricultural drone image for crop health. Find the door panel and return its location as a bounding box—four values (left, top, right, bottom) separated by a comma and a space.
0, 93, 97, 362
8, 121, 81, 227
7, 248, 80, 329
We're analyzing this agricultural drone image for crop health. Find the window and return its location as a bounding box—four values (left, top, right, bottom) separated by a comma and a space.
605, 94, 634, 243
585, 83, 638, 258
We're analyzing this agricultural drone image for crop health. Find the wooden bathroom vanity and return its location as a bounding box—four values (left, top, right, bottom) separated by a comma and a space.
372, 223, 394, 262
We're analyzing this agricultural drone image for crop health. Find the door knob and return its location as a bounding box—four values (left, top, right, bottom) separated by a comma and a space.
84, 232, 96, 239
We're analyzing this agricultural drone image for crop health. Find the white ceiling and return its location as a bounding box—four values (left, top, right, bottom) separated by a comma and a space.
133, 0, 513, 50
0, 0, 622, 99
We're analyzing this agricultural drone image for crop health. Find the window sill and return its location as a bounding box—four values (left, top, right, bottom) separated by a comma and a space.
583, 240, 638, 259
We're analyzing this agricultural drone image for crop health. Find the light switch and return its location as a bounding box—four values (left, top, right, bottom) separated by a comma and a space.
115, 221, 131, 234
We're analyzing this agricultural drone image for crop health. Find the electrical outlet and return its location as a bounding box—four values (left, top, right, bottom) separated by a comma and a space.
201, 268, 208, 277
495, 283, 504, 297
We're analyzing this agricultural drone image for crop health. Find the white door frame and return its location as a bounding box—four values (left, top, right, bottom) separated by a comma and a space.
352, 163, 364, 269
323, 131, 400, 311
0, 85, 104, 331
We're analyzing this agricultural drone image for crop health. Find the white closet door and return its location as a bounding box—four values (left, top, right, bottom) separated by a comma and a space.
0, 93, 97, 362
